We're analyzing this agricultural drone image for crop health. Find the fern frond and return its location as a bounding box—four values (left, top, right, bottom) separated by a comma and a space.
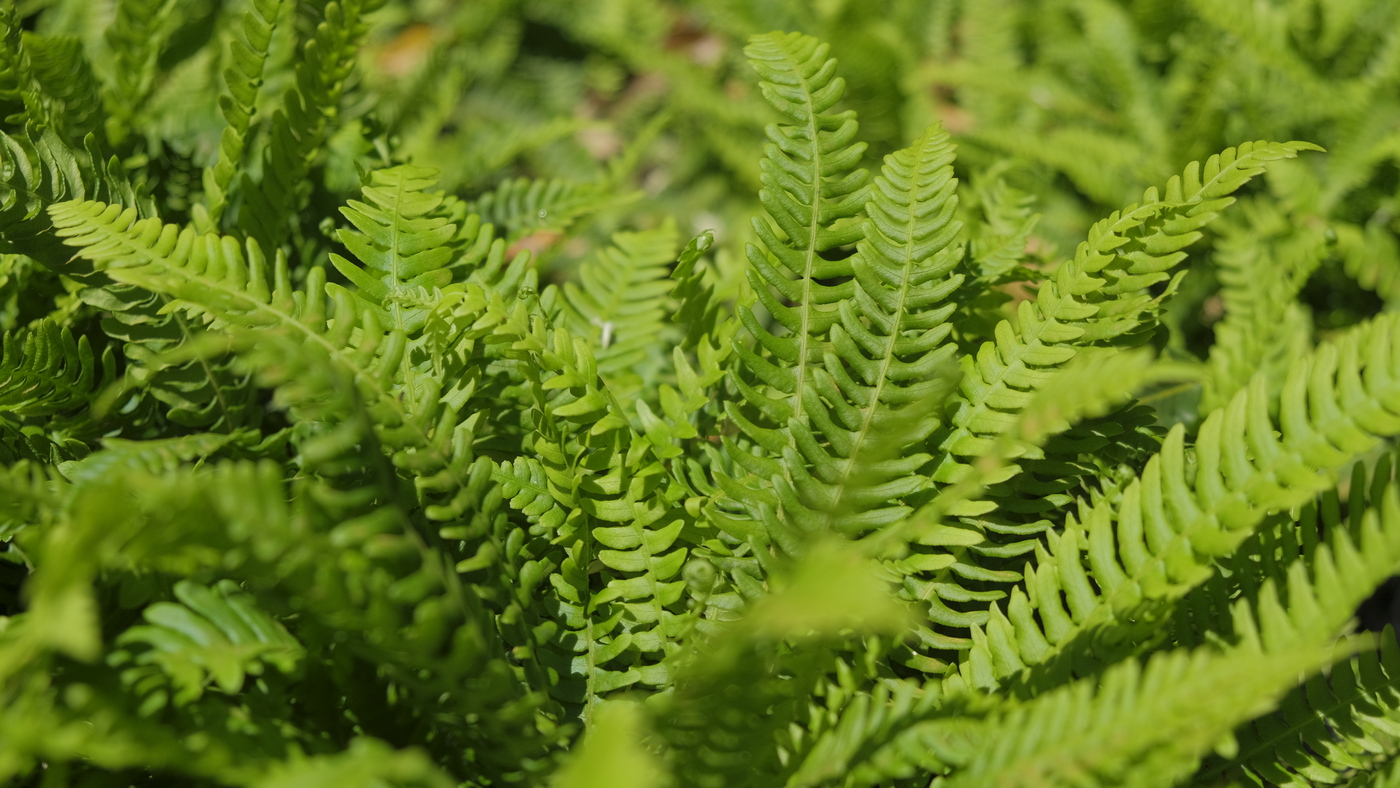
102, 0, 181, 138
1185, 480, 1400, 786
238, 0, 384, 252
198, 0, 291, 230
655, 539, 909, 788
716, 126, 968, 548
958, 311, 1400, 692
252, 738, 456, 788
0, 129, 147, 270
0, 28, 104, 140
491, 318, 699, 710
0, 318, 105, 419
559, 223, 679, 391
328, 164, 457, 336
933, 140, 1322, 486
1202, 198, 1326, 411
467, 176, 639, 242
781, 677, 966, 788
943, 642, 1337, 788
734, 29, 868, 423
1339, 220, 1400, 303
110, 579, 302, 712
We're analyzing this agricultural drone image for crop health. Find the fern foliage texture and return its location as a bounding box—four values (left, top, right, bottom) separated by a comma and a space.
4, 4, 1400, 788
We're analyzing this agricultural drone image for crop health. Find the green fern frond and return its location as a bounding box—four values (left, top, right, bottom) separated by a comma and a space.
1339, 221, 1400, 303
958, 311, 1400, 692
1202, 198, 1327, 411
0, 458, 64, 540
110, 579, 302, 712
238, 0, 384, 252
559, 223, 679, 390
781, 677, 968, 788
0, 318, 106, 419
1171, 466, 1400, 786
491, 317, 697, 710
58, 431, 261, 487
654, 539, 909, 788
328, 164, 457, 336
933, 139, 1322, 486
944, 642, 1338, 788
198, 0, 291, 230
467, 176, 640, 242
713, 31, 877, 556
0, 129, 147, 270
0, 29, 104, 140
252, 738, 457, 788
102, 0, 181, 138
717, 130, 967, 551
733, 29, 868, 421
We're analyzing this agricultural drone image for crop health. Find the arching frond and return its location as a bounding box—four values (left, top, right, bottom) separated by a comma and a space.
956, 312, 1400, 692
934, 139, 1322, 486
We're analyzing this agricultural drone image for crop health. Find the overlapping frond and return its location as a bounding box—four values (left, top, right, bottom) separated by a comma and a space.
0, 318, 105, 419
110, 579, 303, 714
490, 318, 701, 714
0, 129, 147, 269
933, 139, 1322, 486
1185, 476, 1400, 786
328, 165, 457, 336
238, 0, 384, 252
199, 0, 291, 230
956, 312, 1400, 692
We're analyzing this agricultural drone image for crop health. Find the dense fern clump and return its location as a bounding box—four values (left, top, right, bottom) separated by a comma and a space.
5, 2, 1400, 787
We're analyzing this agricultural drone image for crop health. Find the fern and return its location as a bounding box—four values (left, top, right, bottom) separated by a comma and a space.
102, 0, 181, 141
110, 579, 302, 712
10, 11, 1400, 788
237, 0, 384, 252
0, 318, 105, 420
198, 0, 290, 231
558, 223, 679, 393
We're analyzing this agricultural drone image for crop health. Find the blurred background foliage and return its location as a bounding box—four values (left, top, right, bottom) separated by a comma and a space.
7, 0, 1398, 370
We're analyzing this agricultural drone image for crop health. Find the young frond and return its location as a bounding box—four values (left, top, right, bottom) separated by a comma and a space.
933, 140, 1322, 486
558, 224, 679, 389
328, 164, 457, 336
